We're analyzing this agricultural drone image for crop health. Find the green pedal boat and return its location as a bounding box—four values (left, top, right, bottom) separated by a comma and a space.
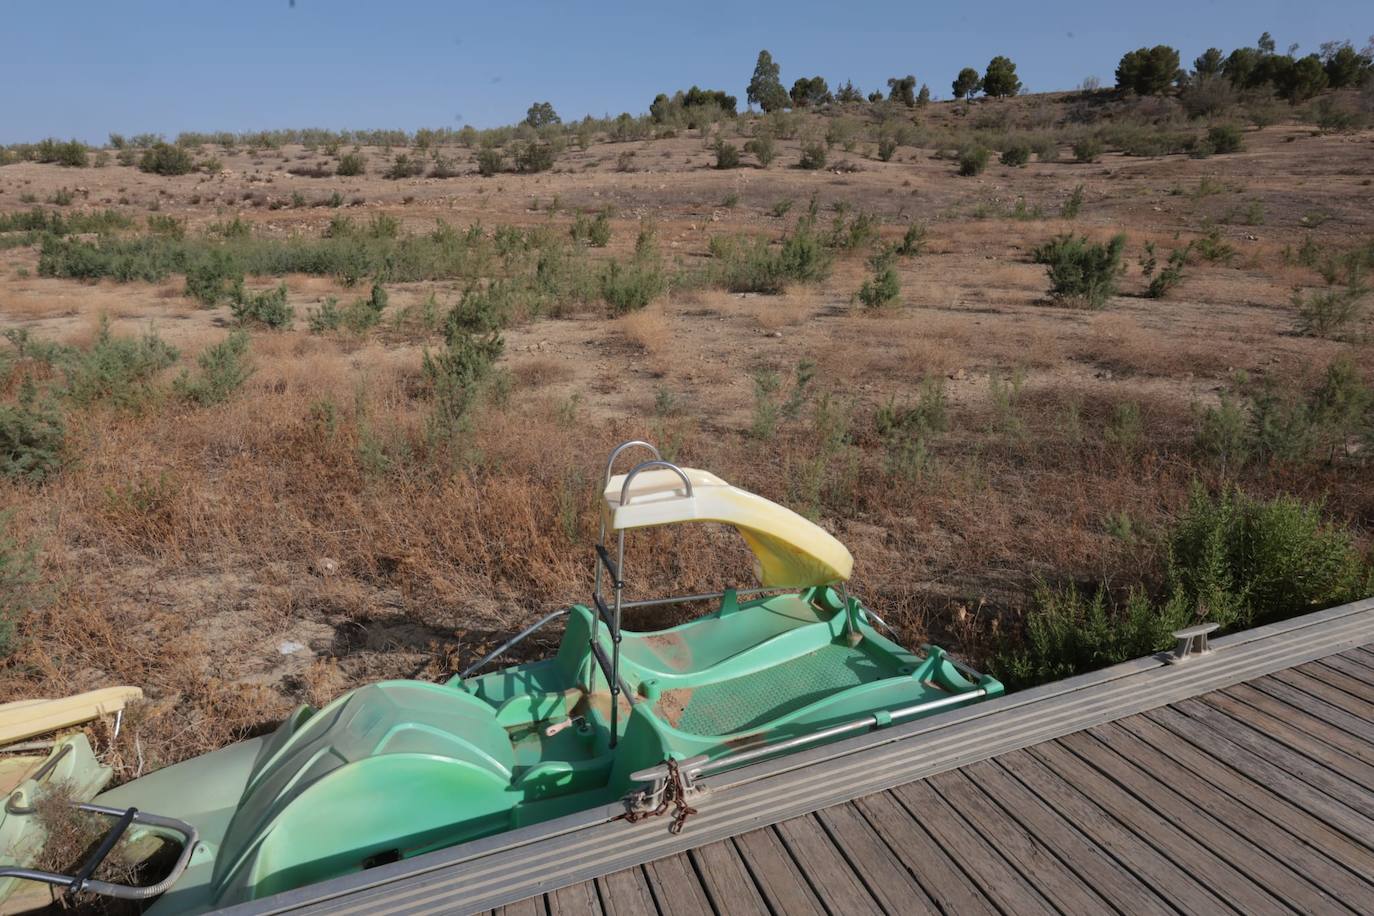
0, 440, 1002, 912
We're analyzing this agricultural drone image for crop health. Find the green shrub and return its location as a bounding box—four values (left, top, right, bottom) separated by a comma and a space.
601, 259, 666, 314
744, 133, 776, 167
587, 210, 612, 247
1145, 242, 1192, 298
62, 320, 179, 409
476, 148, 504, 177
384, 154, 424, 179
894, 223, 927, 256
1167, 487, 1367, 630
858, 259, 900, 309
138, 143, 195, 176
174, 331, 252, 406
711, 221, 832, 294
1033, 233, 1126, 308
957, 146, 989, 176
513, 141, 555, 173
714, 140, 741, 169
1293, 282, 1366, 338
0, 386, 65, 481
1000, 143, 1031, 167
798, 142, 827, 170
876, 134, 899, 162
1072, 137, 1103, 163
185, 251, 243, 306
1060, 184, 1085, 219
1207, 124, 1244, 154
423, 328, 504, 440
994, 584, 1189, 688
335, 152, 366, 176
230, 283, 293, 328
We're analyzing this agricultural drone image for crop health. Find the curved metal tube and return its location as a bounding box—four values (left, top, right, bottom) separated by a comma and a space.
603, 441, 661, 486
0, 803, 199, 902
619, 460, 694, 507
459, 608, 569, 678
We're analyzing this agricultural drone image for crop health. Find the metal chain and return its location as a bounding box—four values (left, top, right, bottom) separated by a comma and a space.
618, 758, 698, 834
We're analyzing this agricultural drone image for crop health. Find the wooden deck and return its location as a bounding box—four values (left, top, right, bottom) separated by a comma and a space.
492, 645, 1374, 915
224, 598, 1374, 916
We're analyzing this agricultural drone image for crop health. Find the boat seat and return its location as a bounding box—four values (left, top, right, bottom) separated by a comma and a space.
620, 594, 829, 675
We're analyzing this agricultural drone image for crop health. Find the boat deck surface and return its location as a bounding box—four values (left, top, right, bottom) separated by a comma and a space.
222, 598, 1374, 916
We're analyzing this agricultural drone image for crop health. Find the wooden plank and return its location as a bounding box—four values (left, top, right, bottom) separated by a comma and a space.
549, 880, 602, 916
596, 867, 658, 916
1027, 740, 1287, 915
1343, 646, 1374, 669
730, 828, 825, 916
1200, 690, 1374, 785
1234, 680, 1374, 758
1144, 706, 1374, 850
642, 854, 713, 916
688, 841, 767, 916
495, 895, 546, 916
774, 814, 882, 915
992, 749, 1232, 913
1322, 653, 1374, 686
925, 768, 1111, 914
1068, 726, 1353, 914
893, 780, 1058, 916
812, 803, 936, 915
1118, 713, 1374, 886
958, 759, 1175, 916
852, 791, 996, 915
1270, 668, 1373, 719
1306, 658, 1374, 704
1171, 698, 1374, 823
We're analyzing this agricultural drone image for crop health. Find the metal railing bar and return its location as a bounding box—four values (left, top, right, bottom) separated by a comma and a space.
460, 609, 569, 679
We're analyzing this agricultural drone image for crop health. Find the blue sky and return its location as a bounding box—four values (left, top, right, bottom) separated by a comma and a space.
4, 1, 1370, 144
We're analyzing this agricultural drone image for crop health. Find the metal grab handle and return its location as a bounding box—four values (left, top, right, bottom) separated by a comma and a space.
619, 460, 694, 507
0, 803, 200, 901
604, 441, 661, 486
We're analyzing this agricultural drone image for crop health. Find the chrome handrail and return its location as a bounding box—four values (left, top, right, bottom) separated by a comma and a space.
460, 608, 569, 679
604, 441, 661, 486
618, 460, 694, 507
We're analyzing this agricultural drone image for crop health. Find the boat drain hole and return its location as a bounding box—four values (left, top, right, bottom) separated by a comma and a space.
362, 849, 402, 869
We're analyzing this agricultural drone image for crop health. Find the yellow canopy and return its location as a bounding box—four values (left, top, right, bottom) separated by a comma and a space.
603, 467, 853, 588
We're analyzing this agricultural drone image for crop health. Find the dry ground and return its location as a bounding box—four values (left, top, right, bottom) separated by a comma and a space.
2, 98, 1372, 774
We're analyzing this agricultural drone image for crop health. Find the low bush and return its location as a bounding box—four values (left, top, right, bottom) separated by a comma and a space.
335, 152, 366, 177
138, 143, 195, 176
383, 154, 424, 179
185, 251, 242, 306
744, 133, 776, 167
476, 147, 504, 177
229, 283, 293, 328
857, 260, 900, 309
710, 220, 832, 294
1072, 137, 1103, 163
1206, 124, 1244, 154
601, 259, 667, 314
798, 142, 827, 170
1144, 242, 1192, 298
1060, 184, 1085, 219
422, 327, 504, 440
1167, 488, 1368, 631
62, 320, 179, 409
894, 222, 927, 256
1033, 233, 1126, 308
513, 141, 556, 173
714, 140, 741, 169
1293, 280, 1366, 338
957, 145, 989, 176
1, 387, 65, 481
174, 331, 252, 406
1000, 143, 1031, 167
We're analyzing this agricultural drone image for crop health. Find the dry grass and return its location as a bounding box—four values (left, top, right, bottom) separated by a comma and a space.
2, 97, 1372, 779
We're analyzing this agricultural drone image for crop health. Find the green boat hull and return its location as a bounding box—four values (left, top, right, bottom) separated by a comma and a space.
92, 588, 999, 912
